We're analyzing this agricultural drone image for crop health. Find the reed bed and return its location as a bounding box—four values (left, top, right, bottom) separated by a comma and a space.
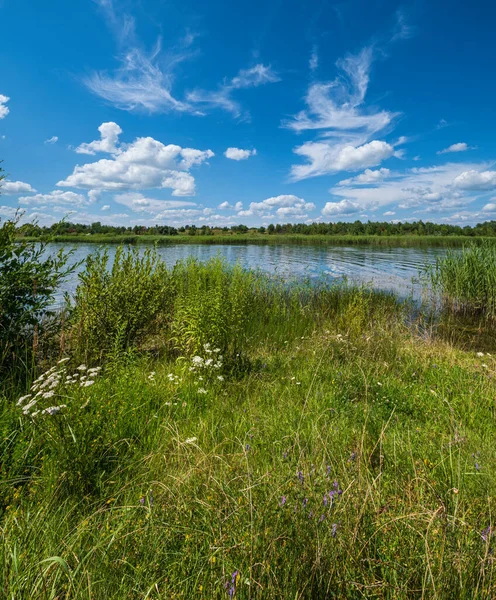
429, 241, 496, 320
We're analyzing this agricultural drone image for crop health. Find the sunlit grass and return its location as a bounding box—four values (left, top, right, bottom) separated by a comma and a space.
2, 252, 496, 598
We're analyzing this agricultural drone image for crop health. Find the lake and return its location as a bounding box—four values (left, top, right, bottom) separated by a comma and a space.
47, 242, 449, 304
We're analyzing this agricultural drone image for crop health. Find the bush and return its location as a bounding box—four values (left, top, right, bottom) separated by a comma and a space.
0, 207, 73, 377
69, 246, 173, 362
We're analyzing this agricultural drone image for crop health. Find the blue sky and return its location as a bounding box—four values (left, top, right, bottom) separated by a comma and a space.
1, 0, 496, 227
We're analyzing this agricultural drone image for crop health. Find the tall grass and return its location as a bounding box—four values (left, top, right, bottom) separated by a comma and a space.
429, 241, 496, 320
2, 246, 496, 598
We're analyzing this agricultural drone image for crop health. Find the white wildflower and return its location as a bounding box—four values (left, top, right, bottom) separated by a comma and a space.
81, 380, 95, 387
197, 388, 207, 394
214, 361, 222, 369
204, 343, 212, 353
17, 394, 31, 406
213, 348, 221, 353
42, 405, 67, 415
58, 357, 70, 364
77, 364, 87, 371
184, 437, 197, 444
22, 399, 38, 413
205, 358, 213, 367
42, 391, 55, 399
217, 375, 224, 381
192, 356, 204, 366
31, 411, 40, 417
477, 352, 484, 357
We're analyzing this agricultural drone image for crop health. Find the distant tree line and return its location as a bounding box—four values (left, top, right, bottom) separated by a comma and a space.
15, 219, 496, 238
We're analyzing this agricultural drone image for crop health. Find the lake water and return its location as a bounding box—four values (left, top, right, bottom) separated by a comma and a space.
47, 242, 449, 305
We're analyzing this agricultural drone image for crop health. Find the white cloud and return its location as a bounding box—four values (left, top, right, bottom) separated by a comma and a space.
44, 136, 59, 145
309, 46, 318, 71
101, 205, 110, 211
0, 205, 18, 218
113, 192, 196, 213
75, 122, 122, 155
18, 190, 89, 207
437, 142, 475, 155
187, 64, 280, 118
218, 201, 233, 210
383, 210, 395, 216
338, 168, 391, 186
482, 202, 496, 213
284, 48, 396, 139
224, 147, 257, 161
85, 1, 195, 114
238, 194, 315, 219
453, 170, 496, 191
58, 124, 214, 196
286, 43, 405, 180
234, 201, 243, 211
291, 140, 395, 180
88, 190, 101, 203
1, 180, 37, 195
0, 95, 10, 119
322, 199, 360, 217
331, 162, 487, 212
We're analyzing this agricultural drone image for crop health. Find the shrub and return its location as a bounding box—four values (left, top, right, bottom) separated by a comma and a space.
0, 208, 73, 377
69, 246, 173, 362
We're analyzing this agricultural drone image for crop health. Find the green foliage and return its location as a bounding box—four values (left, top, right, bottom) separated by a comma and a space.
429, 241, 496, 319
69, 246, 173, 362
170, 257, 259, 355
0, 212, 73, 375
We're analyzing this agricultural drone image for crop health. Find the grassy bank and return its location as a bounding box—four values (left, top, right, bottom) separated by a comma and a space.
18, 233, 496, 247
2, 251, 496, 598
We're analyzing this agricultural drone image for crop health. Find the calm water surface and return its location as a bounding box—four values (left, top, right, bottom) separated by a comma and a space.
47, 242, 448, 304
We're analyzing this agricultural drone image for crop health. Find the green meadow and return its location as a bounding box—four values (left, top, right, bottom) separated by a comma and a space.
2, 221, 496, 599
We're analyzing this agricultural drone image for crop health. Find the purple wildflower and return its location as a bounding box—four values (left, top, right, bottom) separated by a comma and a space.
481, 526, 491, 542
475, 462, 480, 471
323, 494, 328, 507
279, 496, 287, 507
331, 523, 338, 537
283, 451, 288, 459
349, 452, 356, 461
228, 570, 239, 598
326, 465, 331, 477
302, 498, 308, 508
139, 496, 145, 505
245, 444, 251, 452
308, 511, 313, 519
319, 514, 326, 522
298, 471, 304, 484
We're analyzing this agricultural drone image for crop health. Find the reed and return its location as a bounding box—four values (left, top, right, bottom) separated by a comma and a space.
429, 241, 496, 320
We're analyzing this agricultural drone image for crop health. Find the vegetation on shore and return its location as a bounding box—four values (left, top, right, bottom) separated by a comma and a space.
2, 217, 496, 597
18, 232, 496, 247
16, 217, 496, 246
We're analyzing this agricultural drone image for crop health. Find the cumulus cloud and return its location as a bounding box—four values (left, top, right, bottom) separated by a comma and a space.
338, 168, 391, 186
187, 64, 280, 118
453, 170, 496, 191
224, 147, 257, 161
218, 201, 233, 210
383, 210, 395, 216
113, 192, 197, 213
331, 162, 487, 213
101, 205, 110, 211
18, 190, 89, 207
44, 136, 59, 145
234, 201, 243, 211
57, 123, 214, 196
322, 199, 360, 217
0, 94, 9, 119
238, 195, 315, 219
437, 142, 476, 155
1, 180, 37, 195
291, 140, 395, 180
75, 122, 122, 155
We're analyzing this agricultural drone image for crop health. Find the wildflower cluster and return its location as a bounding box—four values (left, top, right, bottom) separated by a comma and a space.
187, 343, 224, 394
16, 358, 101, 417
